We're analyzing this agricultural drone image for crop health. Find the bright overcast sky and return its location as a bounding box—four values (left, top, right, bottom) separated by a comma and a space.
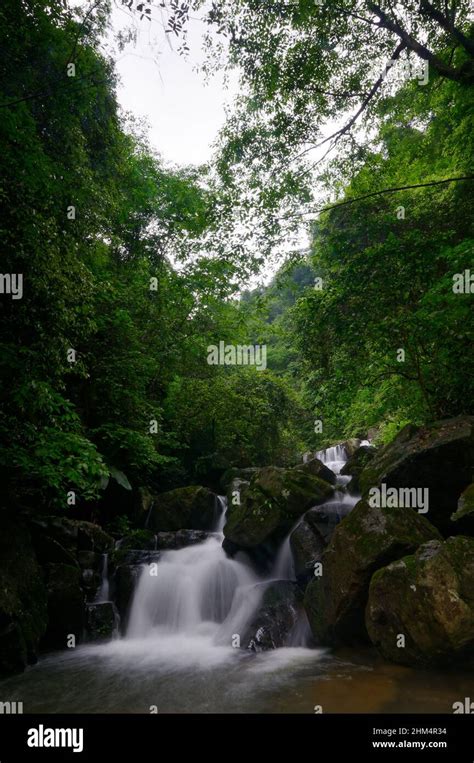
109, 3, 237, 168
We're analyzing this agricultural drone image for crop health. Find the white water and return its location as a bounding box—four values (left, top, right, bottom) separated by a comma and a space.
126, 446, 358, 659
127, 496, 264, 647
95, 553, 110, 603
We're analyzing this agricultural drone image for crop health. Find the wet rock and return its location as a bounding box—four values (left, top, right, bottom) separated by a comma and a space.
290, 520, 325, 585
304, 498, 442, 646
242, 581, 301, 651
224, 466, 334, 549
220, 467, 259, 491
85, 602, 119, 642
366, 536, 474, 667
292, 457, 337, 485
341, 445, 377, 493
156, 530, 212, 550
359, 416, 474, 531
148, 486, 218, 532
305, 502, 353, 545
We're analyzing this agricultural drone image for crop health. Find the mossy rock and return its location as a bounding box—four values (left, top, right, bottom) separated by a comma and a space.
340, 445, 377, 492
220, 467, 259, 491
148, 486, 217, 532
224, 466, 334, 548
303, 498, 441, 646
292, 457, 337, 485
0, 515, 48, 677
359, 416, 474, 531
366, 536, 474, 667
32, 516, 113, 555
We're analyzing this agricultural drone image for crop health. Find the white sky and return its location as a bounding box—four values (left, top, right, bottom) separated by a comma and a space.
109, 3, 237, 167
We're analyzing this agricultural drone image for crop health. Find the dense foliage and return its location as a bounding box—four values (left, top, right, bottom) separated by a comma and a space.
0, 0, 472, 520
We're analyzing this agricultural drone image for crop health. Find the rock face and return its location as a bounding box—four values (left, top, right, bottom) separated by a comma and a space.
305, 503, 352, 545
0, 516, 48, 677
304, 498, 442, 645
220, 467, 259, 491
223, 466, 334, 549
341, 445, 377, 493
451, 483, 474, 525
85, 602, 119, 642
148, 486, 217, 532
290, 520, 325, 584
359, 416, 474, 530
366, 537, 474, 667
242, 581, 301, 651
42, 563, 85, 649
292, 458, 337, 485
31, 516, 114, 558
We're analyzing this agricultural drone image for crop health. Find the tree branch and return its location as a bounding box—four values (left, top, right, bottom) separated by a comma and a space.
419, 0, 474, 57
312, 175, 474, 215
287, 41, 406, 168
368, 1, 464, 82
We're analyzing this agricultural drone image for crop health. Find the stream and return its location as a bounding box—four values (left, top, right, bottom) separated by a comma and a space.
0, 446, 472, 713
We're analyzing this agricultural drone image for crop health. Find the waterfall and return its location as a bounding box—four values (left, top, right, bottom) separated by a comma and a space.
126, 447, 360, 654
126, 497, 263, 645
95, 553, 110, 603
316, 443, 347, 474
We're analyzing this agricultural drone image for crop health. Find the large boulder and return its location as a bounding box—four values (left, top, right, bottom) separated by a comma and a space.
220, 467, 259, 491
290, 520, 325, 585
304, 502, 353, 545
31, 516, 114, 556
0, 516, 48, 677
148, 486, 218, 532
366, 537, 474, 667
290, 501, 355, 587
341, 445, 377, 493
42, 563, 85, 649
359, 416, 474, 531
223, 466, 334, 549
242, 581, 301, 651
304, 498, 442, 646
292, 458, 337, 485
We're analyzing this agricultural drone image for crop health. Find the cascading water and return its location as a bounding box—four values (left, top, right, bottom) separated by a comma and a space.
127, 496, 264, 646
95, 553, 110, 603
127, 445, 359, 656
